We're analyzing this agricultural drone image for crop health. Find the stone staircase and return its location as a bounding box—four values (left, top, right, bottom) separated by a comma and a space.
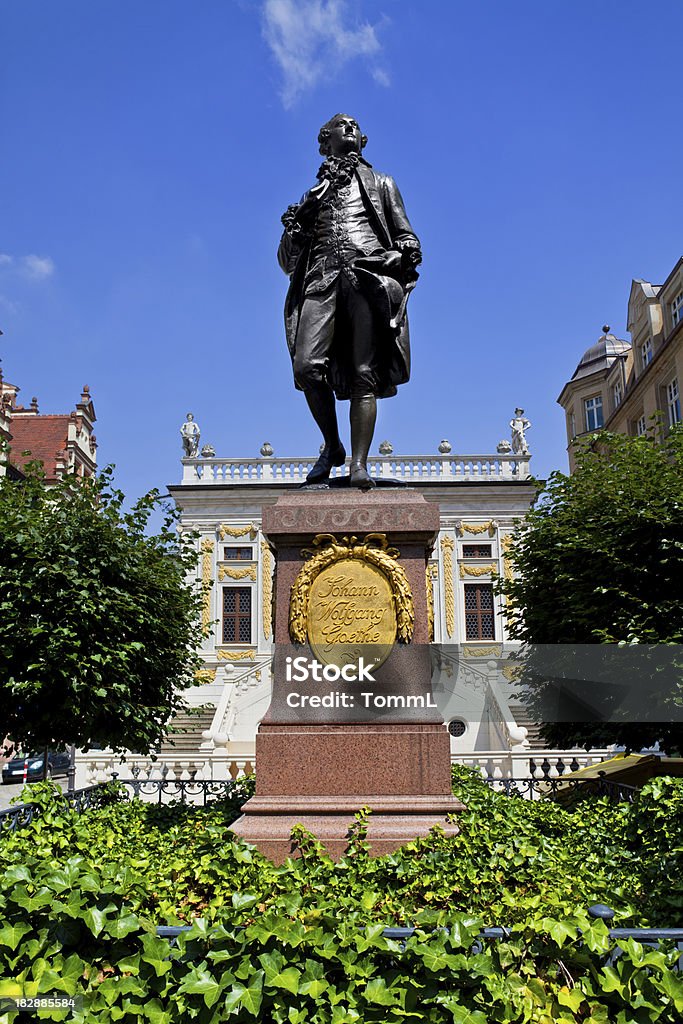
159, 707, 216, 757
507, 700, 546, 750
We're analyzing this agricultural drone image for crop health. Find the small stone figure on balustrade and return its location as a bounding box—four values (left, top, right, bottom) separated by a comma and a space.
510, 409, 531, 455
181, 413, 200, 458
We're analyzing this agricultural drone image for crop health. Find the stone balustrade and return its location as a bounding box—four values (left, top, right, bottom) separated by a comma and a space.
457, 749, 612, 782
79, 755, 213, 787
181, 453, 531, 485
76, 752, 255, 791
77, 748, 610, 798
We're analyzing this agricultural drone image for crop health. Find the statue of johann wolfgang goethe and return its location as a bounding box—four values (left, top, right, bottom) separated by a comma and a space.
278, 113, 421, 489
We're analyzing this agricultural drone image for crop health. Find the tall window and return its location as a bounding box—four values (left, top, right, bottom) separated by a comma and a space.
640, 338, 653, 369
672, 291, 683, 328
636, 414, 647, 436
613, 381, 623, 409
222, 587, 252, 643
584, 395, 603, 431
667, 378, 681, 428
464, 584, 495, 640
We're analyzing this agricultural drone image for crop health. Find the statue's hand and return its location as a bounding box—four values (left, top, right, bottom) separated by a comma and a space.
281, 204, 301, 231
393, 238, 420, 252
393, 238, 422, 268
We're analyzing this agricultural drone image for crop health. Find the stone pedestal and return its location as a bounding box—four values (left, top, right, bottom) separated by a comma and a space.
230, 490, 463, 861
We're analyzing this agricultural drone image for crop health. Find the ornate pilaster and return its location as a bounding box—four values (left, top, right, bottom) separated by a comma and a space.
200, 538, 214, 631
425, 563, 439, 642
440, 535, 455, 638
261, 542, 273, 641
501, 533, 514, 581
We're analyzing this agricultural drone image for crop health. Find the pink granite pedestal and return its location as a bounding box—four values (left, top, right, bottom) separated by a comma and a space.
230, 490, 464, 862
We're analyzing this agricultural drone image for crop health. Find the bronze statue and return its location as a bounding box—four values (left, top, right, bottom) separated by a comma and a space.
278, 114, 421, 488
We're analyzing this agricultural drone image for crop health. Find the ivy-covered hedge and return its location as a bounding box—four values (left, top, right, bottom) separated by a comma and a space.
0, 768, 682, 1022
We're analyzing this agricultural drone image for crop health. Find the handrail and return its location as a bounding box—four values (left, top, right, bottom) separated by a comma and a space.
154, 906, 683, 965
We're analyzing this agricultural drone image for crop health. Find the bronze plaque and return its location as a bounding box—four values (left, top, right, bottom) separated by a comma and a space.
307, 558, 397, 668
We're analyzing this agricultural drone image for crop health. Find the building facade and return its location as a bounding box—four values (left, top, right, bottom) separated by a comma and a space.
0, 371, 97, 481
558, 257, 683, 469
77, 430, 611, 786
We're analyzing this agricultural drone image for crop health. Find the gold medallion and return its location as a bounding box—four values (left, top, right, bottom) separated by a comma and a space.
308, 558, 397, 669
289, 533, 414, 669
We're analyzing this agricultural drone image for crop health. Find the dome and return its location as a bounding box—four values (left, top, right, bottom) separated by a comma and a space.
571, 327, 631, 381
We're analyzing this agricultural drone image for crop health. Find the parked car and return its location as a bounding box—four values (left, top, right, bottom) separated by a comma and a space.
1, 750, 71, 784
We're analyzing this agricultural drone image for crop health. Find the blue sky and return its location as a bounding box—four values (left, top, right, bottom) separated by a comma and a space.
2, 0, 683, 501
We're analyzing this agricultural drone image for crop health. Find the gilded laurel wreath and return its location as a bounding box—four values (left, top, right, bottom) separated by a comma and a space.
289, 533, 415, 645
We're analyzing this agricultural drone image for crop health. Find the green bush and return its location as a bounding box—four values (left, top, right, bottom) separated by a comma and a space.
0, 770, 682, 1021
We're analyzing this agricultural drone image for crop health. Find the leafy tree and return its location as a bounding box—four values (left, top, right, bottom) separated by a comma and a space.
0, 463, 205, 754
499, 427, 683, 753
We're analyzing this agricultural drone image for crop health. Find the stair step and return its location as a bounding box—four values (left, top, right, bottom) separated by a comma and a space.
159, 709, 215, 756
508, 703, 547, 750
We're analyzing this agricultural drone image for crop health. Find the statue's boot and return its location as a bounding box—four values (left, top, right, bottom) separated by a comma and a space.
349, 394, 377, 490
304, 384, 346, 484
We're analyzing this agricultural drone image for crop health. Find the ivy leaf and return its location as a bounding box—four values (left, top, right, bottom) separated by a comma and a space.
0, 923, 32, 950
557, 986, 584, 1012
441, 1004, 489, 1024
448, 915, 483, 948
223, 972, 264, 1017
177, 965, 222, 1006
231, 892, 259, 911
83, 907, 108, 937
140, 933, 173, 977
144, 999, 173, 1024
600, 966, 627, 997
107, 912, 140, 938
300, 975, 328, 998
364, 978, 399, 1006
540, 917, 577, 946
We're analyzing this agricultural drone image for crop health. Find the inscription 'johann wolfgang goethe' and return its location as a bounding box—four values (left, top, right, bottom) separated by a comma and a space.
314, 573, 387, 641
308, 559, 396, 667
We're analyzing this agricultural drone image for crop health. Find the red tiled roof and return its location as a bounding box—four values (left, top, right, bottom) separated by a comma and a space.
9, 415, 70, 480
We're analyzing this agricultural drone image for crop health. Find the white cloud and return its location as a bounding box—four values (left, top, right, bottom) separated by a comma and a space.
262, 0, 383, 108
372, 66, 391, 88
22, 254, 55, 280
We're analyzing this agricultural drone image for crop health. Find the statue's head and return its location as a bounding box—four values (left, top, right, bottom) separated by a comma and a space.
318, 113, 367, 157
186, 412, 194, 421
514, 408, 524, 416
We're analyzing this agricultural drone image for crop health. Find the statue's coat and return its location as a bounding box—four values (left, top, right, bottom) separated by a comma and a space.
278, 162, 419, 400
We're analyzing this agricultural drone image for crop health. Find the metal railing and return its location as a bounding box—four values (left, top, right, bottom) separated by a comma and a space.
0, 784, 105, 837
112, 773, 252, 806
0, 772, 638, 839
481, 772, 638, 803
155, 905, 683, 969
